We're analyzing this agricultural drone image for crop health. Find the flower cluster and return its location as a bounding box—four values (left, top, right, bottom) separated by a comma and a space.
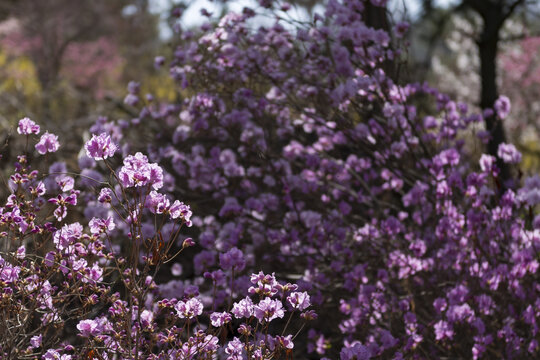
0, 118, 313, 359
2, 0, 540, 359
118, 152, 163, 190
77, 0, 539, 358
85, 132, 118, 160
17, 117, 40, 135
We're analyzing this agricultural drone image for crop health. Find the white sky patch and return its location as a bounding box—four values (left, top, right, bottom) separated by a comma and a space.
149, 0, 461, 39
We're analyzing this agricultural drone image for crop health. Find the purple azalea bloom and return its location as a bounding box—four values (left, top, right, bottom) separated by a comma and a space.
29, 334, 42, 348
77, 319, 99, 337
231, 297, 254, 319
17, 117, 40, 135
287, 291, 311, 311
219, 247, 246, 271
175, 297, 203, 319
169, 200, 192, 226
118, 152, 164, 190
35, 132, 60, 154
497, 143, 521, 164
97, 188, 113, 203
210, 311, 232, 327
85, 133, 118, 160
254, 297, 284, 322
494, 95, 511, 119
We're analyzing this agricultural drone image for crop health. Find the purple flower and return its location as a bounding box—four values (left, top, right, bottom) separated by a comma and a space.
231, 297, 254, 319
287, 291, 311, 311
77, 319, 99, 337
89, 216, 115, 234
145, 190, 170, 214
0, 256, 20, 283
124, 93, 139, 106
225, 337, 244, 360
433, 298, 447, 314
17, 117, 40, 135
169, 200, 192, 226
97, 188, 113, 203
447, 303, 474, 322
276, 335, 294, 350
29, 334, 42, 348
118, 152, 163, 190
395, 22, 409, 38
219, 247, 246, 271
171, 263, 183, 276
43, 349, 71, 360
53, 222, 83, 251
183, 237, 195, 247
127, 81, 140, 94
479, 154, 496, 174
85, 133, 117, 160
154, 56, 165, 68
340, 342, 371, 360
16, 245, 26, 260
434, 320, 454, 340
254, 297, 284, 322
494, 95, 511, 119
56, 176, 74, 192
517, 175, 540, 206
248, 271, 280, 297
35, 132, 59, 154
140, 309, 154, 328
210, 311, 232, 327
175, 297, 203, 319
497, 143, 521, 164
83, 263, 103, 284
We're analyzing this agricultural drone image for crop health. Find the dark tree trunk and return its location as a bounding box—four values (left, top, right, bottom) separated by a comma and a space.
363, 2, 390, 30
362, 3, 396, 80
476, 4, 511, 183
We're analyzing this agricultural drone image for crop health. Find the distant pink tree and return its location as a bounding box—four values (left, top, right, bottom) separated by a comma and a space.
61, 37, 124, 98
500, 36, 540, 136
0, 24, 124, 98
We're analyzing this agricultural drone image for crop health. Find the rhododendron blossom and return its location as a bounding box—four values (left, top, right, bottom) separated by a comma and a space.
17, 117, 40, 135
84, 133, 117, 160
118, 152, 163, 189
35, 132, 60, 154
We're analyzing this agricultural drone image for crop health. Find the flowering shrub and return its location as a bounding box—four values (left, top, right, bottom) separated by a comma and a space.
1, 0, 540, 359
74, 0, 540, 359
0, 121, 314, 359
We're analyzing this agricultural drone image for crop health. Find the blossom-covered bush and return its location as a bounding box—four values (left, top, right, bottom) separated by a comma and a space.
75, 0, 540, 358
0, 120, 313, 359
1, 0, 540, 359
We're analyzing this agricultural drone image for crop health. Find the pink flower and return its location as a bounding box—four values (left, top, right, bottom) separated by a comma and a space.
497, 143, 521, 164
89, 216, 116, 234
118, 152, 164, 190
169, 200, 192, 226
175, 297, 203, 319
231, 297, 254, 319
97, 188, 113, 203
254, 297, 284, 322
210, 311, 232, 327
287, 291, 311, 311
29, 334, 42, 348
17, 117, 40, 135
85, 133, 117, 160
77, 319, 98, 337
494, 95, 511, 119
35, 132, 59, 154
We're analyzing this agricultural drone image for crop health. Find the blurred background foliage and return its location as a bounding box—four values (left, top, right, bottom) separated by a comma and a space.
0, 0, 540, 172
